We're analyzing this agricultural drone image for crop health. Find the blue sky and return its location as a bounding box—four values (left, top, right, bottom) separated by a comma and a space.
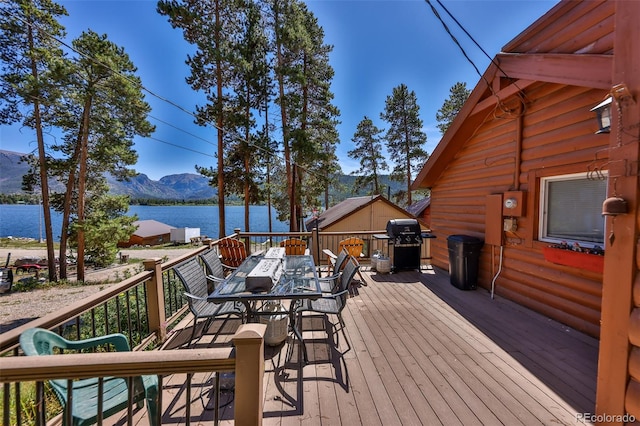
1, 0, 558, 181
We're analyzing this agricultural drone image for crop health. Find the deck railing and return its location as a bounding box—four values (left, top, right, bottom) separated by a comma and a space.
0, 229, 433, 424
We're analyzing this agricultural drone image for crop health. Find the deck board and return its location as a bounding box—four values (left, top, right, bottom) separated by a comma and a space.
151, 265, 597, 425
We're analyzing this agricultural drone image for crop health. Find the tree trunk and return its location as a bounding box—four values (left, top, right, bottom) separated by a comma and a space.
76, 98, 93, 282
27, 18, 57, 282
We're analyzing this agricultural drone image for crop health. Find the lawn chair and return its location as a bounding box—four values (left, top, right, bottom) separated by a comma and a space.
174, 258, 245, 346
19, 327, 159, 426
296, 256, 360, 356
280, 238, 308, 255
217, 237, 248, 268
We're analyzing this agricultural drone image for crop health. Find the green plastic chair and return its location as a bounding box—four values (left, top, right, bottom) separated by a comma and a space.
19, 328, 159, 426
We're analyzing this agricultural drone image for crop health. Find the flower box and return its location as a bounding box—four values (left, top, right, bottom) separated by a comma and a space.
542, 246, 604, 273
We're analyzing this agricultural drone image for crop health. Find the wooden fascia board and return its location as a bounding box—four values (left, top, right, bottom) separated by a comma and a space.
496, 53, 612, 89
503, 1, 580, 52
411, 109, 493, 189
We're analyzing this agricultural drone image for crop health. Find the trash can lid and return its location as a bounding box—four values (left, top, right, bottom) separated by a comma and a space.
447, 234, 483, 243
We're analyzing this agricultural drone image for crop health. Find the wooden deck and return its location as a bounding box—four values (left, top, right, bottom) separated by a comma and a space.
127, 265, 598, 425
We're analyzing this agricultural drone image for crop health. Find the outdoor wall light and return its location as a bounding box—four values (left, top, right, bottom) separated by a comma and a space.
590, 97, 612, 134
602, 196, 628, 216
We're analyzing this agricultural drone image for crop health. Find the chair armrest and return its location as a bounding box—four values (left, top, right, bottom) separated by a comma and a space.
322, 249, 337, 260
318, 274, 338, 283
184, 291, 208, 302
321, 289, 349, 299
206, 275, 225, 283
221, 262, 237, 271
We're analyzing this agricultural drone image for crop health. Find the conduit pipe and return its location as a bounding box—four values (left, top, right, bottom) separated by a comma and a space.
490, 245, 504, 299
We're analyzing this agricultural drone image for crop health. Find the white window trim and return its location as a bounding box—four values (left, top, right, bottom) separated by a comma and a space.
539, 171, 607, 248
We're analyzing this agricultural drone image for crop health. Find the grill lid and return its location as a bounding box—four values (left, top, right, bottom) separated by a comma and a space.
386, 219, 422, 244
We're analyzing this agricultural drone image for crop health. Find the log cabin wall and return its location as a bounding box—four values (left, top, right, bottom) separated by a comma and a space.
425, 0, 617, 340
428, 81, 609, 338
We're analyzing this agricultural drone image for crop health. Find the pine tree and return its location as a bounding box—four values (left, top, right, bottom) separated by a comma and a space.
348, 116, 388, 195
436, 81, 470, 135
49, 30, 154, 280
0, 0, 68, 282
269, 0, 339, 230
380, 83, 428, 206
226, 0, 271, 232
158, 0, 244, 238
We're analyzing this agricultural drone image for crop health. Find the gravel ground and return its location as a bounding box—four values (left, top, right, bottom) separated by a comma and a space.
0, 246, 198, 332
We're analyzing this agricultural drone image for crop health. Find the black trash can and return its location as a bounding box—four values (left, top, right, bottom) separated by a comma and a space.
447, 235, 484, 290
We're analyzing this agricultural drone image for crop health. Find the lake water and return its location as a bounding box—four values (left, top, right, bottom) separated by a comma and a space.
0, 204, 290, 241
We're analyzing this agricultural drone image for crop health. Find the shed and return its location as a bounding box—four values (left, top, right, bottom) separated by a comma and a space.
305, 195, 416, 232
412, 0, 639, 419
118, 220, 175, 247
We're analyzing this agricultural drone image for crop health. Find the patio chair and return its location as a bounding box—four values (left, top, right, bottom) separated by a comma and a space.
19, 327, 159, 426
198, 248, 231, 285
324, 238, 366, 281
174, 258, 245, 346
318, 248, 350, 293
296, 256, 360, 353
217, 237, 248, 268
280, 238, 308, 255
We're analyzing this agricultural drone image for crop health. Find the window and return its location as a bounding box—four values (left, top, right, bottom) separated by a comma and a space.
539, 172, 607, 246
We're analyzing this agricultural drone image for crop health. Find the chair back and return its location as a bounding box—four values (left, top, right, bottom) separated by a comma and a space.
218, 237, 248, 267
174, 258, 210, 315
339, 237, 364, 258
280, 238, 307, 255
333, 248, 350, 274
19, 328, 157, 426
199, 248, 225, 279
338, 257, 360, 295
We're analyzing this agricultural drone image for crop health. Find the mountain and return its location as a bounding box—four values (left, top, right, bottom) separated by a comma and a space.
0, 149, 408, 202
1, 150, 214, 200
106, 173, 216, 200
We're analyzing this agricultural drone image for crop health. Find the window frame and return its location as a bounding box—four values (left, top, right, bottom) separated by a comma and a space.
538, 171, 607, 248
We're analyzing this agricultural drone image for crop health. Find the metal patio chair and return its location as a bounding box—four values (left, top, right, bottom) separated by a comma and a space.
318, 248, 350, 293
174, 258, 245, 346
296, 256, 360, 354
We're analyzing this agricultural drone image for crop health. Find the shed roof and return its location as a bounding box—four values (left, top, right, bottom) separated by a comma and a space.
406, 197, 431, 217
305, 195, 413, 231
412, 0, 613, 189
133, 220, 175, 238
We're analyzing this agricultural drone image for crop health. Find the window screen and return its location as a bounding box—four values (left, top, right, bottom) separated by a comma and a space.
542, 174, 606, 244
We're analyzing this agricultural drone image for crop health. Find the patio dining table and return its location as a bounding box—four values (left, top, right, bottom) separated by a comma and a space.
207, 253, 321, 363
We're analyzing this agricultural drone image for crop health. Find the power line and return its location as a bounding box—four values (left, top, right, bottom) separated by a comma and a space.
424, 0, 525, 115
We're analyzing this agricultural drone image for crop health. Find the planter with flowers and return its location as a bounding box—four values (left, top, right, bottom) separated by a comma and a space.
542, 242, 604, 274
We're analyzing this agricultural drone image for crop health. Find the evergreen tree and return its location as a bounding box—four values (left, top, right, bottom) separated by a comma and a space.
158, 0, 244, 238
0, 0, 68, 281
348, 116, 388, 195
225, 0, 271, 231
269, 0, 339, 230
380, 83, 428, 206
436, 81, 470, 135
48, 30, 153, 280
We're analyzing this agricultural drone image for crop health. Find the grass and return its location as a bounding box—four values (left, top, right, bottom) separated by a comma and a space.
0, 381, 61, 425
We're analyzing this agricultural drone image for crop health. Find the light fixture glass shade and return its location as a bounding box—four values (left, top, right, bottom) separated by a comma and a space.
590, 97, 612, 134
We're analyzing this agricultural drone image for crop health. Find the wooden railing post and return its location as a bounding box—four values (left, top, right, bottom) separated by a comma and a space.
232, 323, 266, 426
144, 258, 166, 343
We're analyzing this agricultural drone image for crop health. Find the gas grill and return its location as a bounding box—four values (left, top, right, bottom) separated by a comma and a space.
385, 219, 424, 271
